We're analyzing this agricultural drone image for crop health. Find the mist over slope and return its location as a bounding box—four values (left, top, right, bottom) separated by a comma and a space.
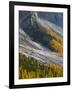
19, 11, 63, 66
19, 11, 63, 28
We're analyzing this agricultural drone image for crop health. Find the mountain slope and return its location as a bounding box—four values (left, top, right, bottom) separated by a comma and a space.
19, 28, 63, 66
19, 11, 63, 66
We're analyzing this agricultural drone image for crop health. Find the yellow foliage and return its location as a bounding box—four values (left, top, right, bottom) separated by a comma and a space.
50, 39, 63, 55
19, 53, 63, 79
47, 64, 63, 77
47, 28, 63, 44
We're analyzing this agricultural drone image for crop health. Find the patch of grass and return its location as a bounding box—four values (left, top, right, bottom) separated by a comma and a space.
19, 53, 63, 79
